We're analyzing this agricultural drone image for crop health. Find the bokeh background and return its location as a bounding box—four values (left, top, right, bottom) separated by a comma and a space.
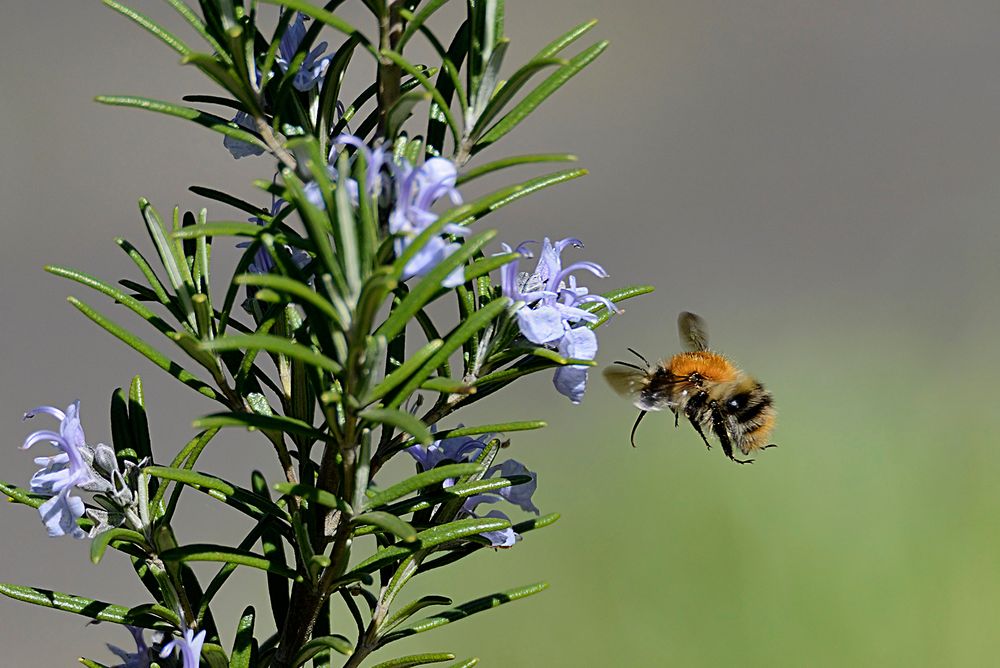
3, 1, 1000, 665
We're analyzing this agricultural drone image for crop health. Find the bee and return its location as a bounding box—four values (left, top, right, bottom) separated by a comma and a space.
603, 311, 777, 464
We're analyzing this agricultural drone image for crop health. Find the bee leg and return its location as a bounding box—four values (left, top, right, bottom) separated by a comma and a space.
762, 443, 778, 450
684, 391, 712, 450
710, 402, 753, 465
671, 408, 680, 429
629, 410, 648, 448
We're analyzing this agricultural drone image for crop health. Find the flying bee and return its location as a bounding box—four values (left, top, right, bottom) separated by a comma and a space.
603, 311, 777, 464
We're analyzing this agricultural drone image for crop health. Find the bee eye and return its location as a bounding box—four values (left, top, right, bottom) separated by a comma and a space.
728, 394, 749, 412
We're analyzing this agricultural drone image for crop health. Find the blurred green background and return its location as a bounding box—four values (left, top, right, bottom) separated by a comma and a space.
3, 1, 1000, 665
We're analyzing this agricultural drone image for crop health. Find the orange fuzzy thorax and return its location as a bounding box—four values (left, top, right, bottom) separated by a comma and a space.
664, 351, 741, 384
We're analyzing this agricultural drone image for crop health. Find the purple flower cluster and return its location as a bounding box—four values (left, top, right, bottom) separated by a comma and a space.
406, 433, 538, 548
500, 237, 617, 403
21, 402, 96, 539
302, 134, 467, 288
389, 156, 466, 287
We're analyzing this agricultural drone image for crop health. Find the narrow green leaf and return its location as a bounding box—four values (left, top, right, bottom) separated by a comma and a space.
378, 475, 530, 517
189, 186, 264, 216
229, 606, 255, 668
103, 0, 191, 56
79, 659, 109, 668
291, 635, 354, 666
261, 0, 373, 48
164, 0, 228, 58
201, 334, 342, 374
66, 297, 220, 401
192, 412, 333, 443
0, 583, 177, 629
419, 377, 473, 394
381, 583, 548, 641
386, 298, 509, 410
397, 0, 450, 49
344, 517, 509, 579
380, 595, 452, 634
370, 654, 455, 668
115, 238, 173, 309
511, 512, 560, 534
582, 284, 655, 329
353, 512, 418, 542
95, 96, 268, 151
359, 408, 432, 445
91, 528, 148, 565
362, 338, 444, 405
273, 483, 352, 514
456, 153, 576, 185
447, 659, 479, 668
145, 465, 289, 524
252, 471, 290, 632
537, 18, 598, 59
159, 544, 300, 580
171, 220, 268, 239
364, 463, 483, 510
474, 41, 608, 152
431, 421, 546, 440
456, 168, 588, 226
386, 90, 432, 139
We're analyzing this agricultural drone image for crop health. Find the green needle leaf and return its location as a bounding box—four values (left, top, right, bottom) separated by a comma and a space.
344, 517, 510, 580
380, 583, 548, 642
158, 544, 301, 580
353, 512, 419, 542
364, 463, 483, 510
291, 636, 354, 666
192, 412, 334, 443
380, 595, 453, 634
370, 654, 456, 668
90, 528, 148, 565
230, 605, 255, 668
456, 153, 576, 185
474, 40, 608, 153
202, 334, 343, 374
95, 96, 268, 151
102, 0, 191, 56
0, 583, 177, 629
359, 408, 433, 445
66, 297, 221, 402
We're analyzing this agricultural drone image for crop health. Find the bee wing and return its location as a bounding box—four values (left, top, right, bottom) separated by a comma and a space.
603, 365, 676, 412
678, 311, 710, 352
602, 365, 647, 399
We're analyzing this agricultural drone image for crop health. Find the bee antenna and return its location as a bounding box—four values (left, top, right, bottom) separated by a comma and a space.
613, 360, 646, 372
626, 347, 650, 368
630, 410, 648, 448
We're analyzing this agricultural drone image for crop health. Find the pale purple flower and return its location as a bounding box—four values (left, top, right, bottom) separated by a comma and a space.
21, 402, 95, 539
553, 326, 599, 404
107, 625, 151, 668
389, 157, 467, 287
499, 237, 616, 402
500, 237, 616, 344
160, 628, 206, 668
406, 433, 538, 548
223, 111, 266, 159
276, 14, 331, 92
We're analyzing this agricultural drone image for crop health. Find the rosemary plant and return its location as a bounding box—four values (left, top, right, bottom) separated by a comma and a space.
2, 1, 652, 666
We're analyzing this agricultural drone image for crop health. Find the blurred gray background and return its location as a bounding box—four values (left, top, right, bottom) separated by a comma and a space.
4, 1, 1000, 665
